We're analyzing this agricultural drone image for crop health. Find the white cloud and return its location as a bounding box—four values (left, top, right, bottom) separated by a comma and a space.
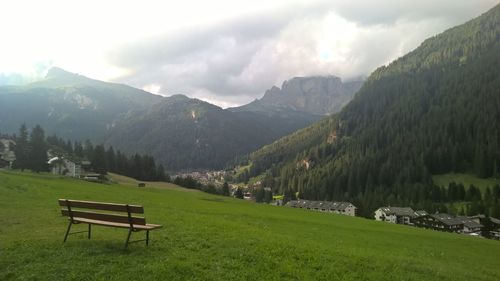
1, 0, 498, 106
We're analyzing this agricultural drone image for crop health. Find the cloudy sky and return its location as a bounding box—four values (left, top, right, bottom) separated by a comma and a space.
0, 0, 497, 107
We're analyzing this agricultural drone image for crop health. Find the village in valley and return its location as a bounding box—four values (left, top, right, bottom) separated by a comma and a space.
174, 167, 500, 240
170, 166, 500, 241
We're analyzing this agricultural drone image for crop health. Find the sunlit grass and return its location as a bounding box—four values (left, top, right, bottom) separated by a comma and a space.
1, 170, 500, 280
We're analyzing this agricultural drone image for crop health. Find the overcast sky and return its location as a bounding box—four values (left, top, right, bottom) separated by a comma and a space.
0, 0, 498, 107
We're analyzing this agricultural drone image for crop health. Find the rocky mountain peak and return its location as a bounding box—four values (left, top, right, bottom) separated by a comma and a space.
45, 67, 80, 79
245, 75, 363, 115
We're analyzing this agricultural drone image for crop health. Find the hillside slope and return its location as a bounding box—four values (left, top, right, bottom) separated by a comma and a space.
0, 68, 162, 141
247, 4, 500, 215
105, 95, 319, 170
1, 171, 500, 280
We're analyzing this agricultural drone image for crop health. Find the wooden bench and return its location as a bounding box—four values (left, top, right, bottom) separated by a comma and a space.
59, 199, 162, 248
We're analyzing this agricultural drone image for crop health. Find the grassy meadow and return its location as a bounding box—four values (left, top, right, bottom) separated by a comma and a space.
433, 173, 500, 192
1, 170, 500, 281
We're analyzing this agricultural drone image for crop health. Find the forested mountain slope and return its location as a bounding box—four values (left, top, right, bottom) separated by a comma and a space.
0, 67, 162, 141
247, 3, 500, 216
105, 95, 319, 171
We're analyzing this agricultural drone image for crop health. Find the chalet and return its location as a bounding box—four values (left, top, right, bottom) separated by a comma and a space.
286, 200, 357, 216
488, 217, 500, 240
412, 213, 463, 233
48, 156, 82, 178
456, 216, 483, 235
0, 139, 16, 169
468, 214, 486, 223
478, 216, 500, 240
374, 207, 418, 225
330, 202, 357, 216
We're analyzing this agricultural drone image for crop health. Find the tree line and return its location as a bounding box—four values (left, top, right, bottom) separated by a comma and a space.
6, 124, 169, 182
172, 176, 239, 198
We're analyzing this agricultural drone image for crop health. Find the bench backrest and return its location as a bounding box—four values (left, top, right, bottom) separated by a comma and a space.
59, 199, 146, 225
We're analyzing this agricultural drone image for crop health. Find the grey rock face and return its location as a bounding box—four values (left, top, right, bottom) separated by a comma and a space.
236, 76, 363, 116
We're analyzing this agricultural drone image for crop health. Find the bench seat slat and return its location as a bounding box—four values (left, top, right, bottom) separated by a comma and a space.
71, 217, 162, 230
61, 209, 146, 225
59, 199, 144, 213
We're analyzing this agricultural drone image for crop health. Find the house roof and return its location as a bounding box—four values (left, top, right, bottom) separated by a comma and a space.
430, 213, 463, 226
379, 207, 416, 217
286, 200, 356, 210
489, 217, 500, 225
46, 149, 85, 165
456, 216, 483, 228
414, 210, 428, 217
332, 202, 355, 211
468, 214, 486, 220
0, 138, 16, 146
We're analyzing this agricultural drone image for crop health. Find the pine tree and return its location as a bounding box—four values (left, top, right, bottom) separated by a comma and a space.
156, 164, 169, 182
28, 125, 48, 172
14, 124, 29, 171
74, 141, 84, 158
264, 189, 273, 203
92, 145, 107, 174
65, 140, 73, 154
222, 182, 230, 196
83, 140, 94, 160
255, 188, 265, 203
458, 206, 465, 216
106, 146, 116, 172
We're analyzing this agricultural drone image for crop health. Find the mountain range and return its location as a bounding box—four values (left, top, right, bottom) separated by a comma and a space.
0, 67, 162, 141
232, 76, 362, 115
0, 68, 361, 171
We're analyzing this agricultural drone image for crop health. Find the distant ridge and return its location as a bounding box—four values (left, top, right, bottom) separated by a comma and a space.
232, 75, 363, 116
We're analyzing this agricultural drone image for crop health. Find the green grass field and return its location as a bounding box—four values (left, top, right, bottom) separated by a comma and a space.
1, 170, 500, 281
433, 173, 500, 192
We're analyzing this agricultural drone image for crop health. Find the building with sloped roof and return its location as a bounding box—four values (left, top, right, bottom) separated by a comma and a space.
414, 210, 428, 217
374, 207, 418, 225
48, 156, 82, 178
285, 200, 357, 216
412, 213, 463, 232
456, 216, 483, 234
489, 217, 500, 240
0, 139, 16, 169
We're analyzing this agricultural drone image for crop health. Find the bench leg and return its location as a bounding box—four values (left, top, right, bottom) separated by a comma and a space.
125, 229, 132, 249
88, 224, 91, 239
63, 221, 72, 242
146, 230, 149, 246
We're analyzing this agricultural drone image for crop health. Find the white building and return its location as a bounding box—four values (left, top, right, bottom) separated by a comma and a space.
0, 139, 16, 169
48, 157, 82, 177
286, 200, 357, 217
374, 207, 425, 225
